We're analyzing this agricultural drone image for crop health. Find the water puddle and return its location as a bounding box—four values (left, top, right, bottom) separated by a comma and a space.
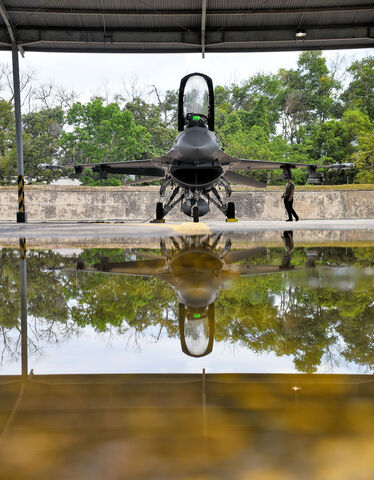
1, 230, 373, 480
1, 232, 373, 375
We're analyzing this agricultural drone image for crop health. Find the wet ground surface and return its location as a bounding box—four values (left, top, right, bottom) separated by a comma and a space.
0, 225, 373, 479
2, 218, 374, 240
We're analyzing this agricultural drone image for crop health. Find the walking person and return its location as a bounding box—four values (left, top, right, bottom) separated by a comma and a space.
282, 178, 299, 222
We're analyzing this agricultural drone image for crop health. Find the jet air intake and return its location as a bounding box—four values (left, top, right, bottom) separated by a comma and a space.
170, 165, 222, 188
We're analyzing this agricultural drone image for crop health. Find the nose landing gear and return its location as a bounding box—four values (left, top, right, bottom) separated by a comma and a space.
193, 206, 199, 223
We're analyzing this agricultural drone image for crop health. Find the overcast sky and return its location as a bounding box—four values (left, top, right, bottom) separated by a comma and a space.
0, 48, 372, 102
3, 322, 363, 375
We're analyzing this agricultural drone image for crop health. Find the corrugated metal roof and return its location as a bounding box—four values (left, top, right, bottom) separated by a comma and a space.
207, 10, 373, 29
9, 12, 202, 30
0, 1, 373, 55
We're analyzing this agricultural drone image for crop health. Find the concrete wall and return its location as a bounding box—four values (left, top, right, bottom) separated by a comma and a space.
0, 186, 374, 221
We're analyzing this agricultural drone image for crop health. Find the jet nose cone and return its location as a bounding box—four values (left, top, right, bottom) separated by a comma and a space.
177, 287, 217, 309
175, 127, 219, 161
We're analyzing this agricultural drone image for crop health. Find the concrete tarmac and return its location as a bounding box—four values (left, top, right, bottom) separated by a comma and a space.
1, 218, 374, 239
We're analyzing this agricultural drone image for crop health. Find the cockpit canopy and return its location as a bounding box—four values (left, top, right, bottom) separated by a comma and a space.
179, 304, 215, 358
178, 73, 214, 131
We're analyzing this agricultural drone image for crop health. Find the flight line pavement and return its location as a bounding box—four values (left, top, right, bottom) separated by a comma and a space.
1, 218, 374, 240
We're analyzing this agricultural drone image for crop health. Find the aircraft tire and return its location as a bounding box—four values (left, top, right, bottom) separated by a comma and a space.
193, 206, 199, 223
227, 202, 235, 219
156, 202, 164, 220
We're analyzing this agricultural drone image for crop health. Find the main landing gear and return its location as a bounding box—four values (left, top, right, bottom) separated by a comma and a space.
225, 201, 237, 222
152, 202, 165, 223
206, 181, 237, 222
192, 205, 199, 223
151, 177, 239, 223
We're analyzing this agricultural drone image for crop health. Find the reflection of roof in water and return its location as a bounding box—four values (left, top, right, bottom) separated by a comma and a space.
1, 373, 373, 479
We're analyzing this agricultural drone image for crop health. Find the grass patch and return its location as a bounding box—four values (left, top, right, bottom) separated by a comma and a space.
232, 184, 374, 191
1, 184, 374, 191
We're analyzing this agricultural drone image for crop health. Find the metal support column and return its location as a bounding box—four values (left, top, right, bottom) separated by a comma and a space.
12, 42, 26, 223
202, 368, 207, 435
19, 238, 28, 377
201, 0, 207, 58
202, 368, 208, 459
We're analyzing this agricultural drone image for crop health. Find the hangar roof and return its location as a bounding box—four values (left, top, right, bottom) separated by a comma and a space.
0, 1, 373, 56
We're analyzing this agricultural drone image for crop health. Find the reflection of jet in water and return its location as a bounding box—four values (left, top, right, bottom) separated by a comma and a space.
73, 234, 308, 357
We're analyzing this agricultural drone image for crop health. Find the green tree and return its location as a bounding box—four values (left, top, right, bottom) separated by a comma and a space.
279, 51, 340, 145
231, 72, 282, 132
308, 119, 346, 164
125, 97, 176, 157
60, 98, 151, 166
342, 57, 374, 122
352, 130, 374, 183
296, 51, 339, 122
341, 108, 371, 139
0, 100, 16, 180
22, 107, 65, 182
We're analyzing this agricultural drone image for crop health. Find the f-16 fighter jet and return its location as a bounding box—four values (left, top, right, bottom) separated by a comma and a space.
56, 73, 351, 222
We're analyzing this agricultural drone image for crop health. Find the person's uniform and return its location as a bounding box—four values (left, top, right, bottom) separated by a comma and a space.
283, 181, 299, 221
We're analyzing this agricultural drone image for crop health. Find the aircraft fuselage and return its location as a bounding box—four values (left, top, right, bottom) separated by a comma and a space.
169, 126, 224, 190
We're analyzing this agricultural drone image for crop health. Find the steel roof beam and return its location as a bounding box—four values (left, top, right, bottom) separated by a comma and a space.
206, 26, 374, 45
0, 44, 371, 54
0, 28, 201, 46
0, 25, 371, 46
0, 0, 24, 55
6, 6, 374, 16
0, 26, 372, 54
0, 0, 16, 43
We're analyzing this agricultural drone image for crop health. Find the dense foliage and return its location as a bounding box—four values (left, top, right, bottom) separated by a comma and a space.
0, 52, 373, 185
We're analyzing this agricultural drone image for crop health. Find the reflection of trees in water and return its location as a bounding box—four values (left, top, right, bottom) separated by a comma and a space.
0, 249, 78, 363
0, 249, 21, 363
0, 247, 373, 372
217, 265, 374, 372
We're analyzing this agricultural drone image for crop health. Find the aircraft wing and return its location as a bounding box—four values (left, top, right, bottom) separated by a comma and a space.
70, 158, 170, 177
218, 151, 316, 171
232, 264, 311, 276
218, 153, 355, 186
224, 247, 267, 264
42, 153, 176, 177
231, 159, 317, 170
66, 258, 168, 277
